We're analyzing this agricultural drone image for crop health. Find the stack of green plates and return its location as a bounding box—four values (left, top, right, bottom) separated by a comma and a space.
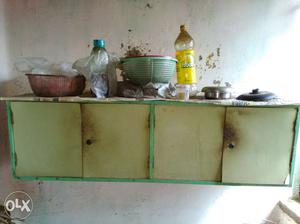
121, 55, 177, 85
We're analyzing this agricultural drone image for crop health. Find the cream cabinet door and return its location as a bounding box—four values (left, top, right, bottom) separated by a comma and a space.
222, 107, 297, 185
153, 105, 225, 181
82, 104, 149, 178
11, 102, 82, 177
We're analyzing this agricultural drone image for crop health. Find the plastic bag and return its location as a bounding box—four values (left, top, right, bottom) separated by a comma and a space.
107, 53, 119, 97
117, 82, 176, 99
144, 82, 176, 98
117, 81, 143, 98
71, 57, 91, 78
73, 53, 118, 98
15, 57, 79, 76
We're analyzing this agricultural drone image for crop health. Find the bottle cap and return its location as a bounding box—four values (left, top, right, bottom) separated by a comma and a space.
93, 39, 105, 48
180, 25, 186, 31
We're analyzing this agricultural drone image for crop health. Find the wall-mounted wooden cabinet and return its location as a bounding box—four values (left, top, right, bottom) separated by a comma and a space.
6, 100, 299, 186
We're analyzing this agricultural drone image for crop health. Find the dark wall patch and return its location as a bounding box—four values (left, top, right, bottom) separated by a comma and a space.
146, 3, 153, 8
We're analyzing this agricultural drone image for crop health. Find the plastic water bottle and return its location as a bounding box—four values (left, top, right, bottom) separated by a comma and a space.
90, 39, 109, 98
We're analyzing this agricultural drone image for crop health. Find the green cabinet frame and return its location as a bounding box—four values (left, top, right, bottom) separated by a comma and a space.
5, 100, 300, 186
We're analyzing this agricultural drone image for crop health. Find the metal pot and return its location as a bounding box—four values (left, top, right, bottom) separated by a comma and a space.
201, 86, 233, 99
26, 74, 86, 97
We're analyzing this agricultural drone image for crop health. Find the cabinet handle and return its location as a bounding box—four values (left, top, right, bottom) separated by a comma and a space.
228, 143, 235, 149
86, 139, 93, 145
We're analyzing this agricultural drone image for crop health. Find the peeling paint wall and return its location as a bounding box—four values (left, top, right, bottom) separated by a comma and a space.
0, 0, 300, 223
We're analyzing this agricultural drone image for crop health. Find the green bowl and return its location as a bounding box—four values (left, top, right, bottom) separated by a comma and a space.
121, 56, 177, 85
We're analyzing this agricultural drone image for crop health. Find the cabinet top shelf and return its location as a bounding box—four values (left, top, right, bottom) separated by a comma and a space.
1, 95, 299, 108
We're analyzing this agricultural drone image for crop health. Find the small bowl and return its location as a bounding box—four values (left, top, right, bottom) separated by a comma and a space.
26, 74, 86, 97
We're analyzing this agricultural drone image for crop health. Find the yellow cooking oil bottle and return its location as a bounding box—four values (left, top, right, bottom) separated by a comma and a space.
175, 25, 197, 85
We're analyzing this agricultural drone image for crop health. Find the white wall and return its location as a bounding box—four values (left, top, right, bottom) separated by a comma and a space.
0, 0, 299, 223
0, 0, 10, 92
2, 0, 300, 99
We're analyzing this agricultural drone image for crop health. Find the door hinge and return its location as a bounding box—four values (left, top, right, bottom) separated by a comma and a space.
148, 113, 155, 128
148, 156, 155, 168
152, 156, 155, 169
148, 114, 150, 128
147, 156, 155, 170
10, 108, 14, 125
14, 152, 17, 167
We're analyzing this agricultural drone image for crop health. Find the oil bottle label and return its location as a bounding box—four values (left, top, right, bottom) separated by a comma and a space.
176, 49, 197, 84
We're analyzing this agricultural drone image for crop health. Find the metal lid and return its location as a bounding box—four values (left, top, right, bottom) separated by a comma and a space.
237, 89, 276, 101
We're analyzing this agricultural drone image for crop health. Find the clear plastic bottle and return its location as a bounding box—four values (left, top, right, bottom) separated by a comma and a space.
175, 25, 197, 85
90, 39, 109, 75
90, 39, 109, 98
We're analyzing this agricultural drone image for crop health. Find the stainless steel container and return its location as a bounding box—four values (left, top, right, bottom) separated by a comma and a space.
201, 86, 232, 99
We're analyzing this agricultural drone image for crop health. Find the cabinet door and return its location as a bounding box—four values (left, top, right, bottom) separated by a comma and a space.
82, 104, 149, 178
153, 105, 225, 181
222, 107, 297, 185
11, 102, 82, 177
